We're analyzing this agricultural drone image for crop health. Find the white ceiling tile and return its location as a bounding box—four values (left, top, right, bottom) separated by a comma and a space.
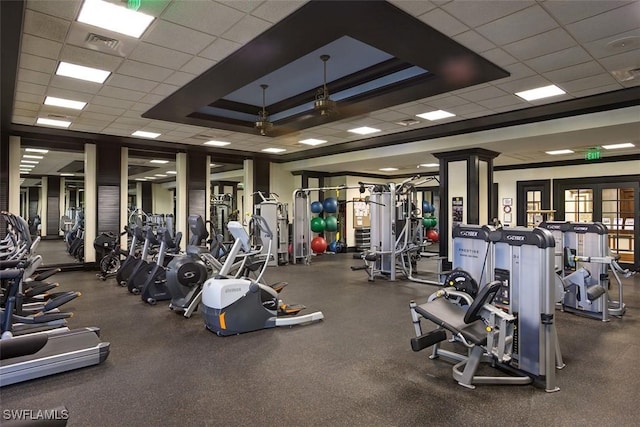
145, 20, 216, 55
98, 86, 146, 102
162, 1, 244, 36
148, 120, 180, 130
476, 5, 558, 45
19, 53, 57, 74
69, 123, 108, 133
13, 108, 39, 119
60, 45, 124, 71
80, 111, 119, 122
136, 0, 172, 18
91, 96, 135, 109
199, 38, 242, 61
116, 60, 175, 82
250, 1, 305, 24
45, 87, 93, 102
49, 75, 103, 95
120, 109, 147, 118
113, 117, 152, 127
481, 48, 519, 67
494, 75, 553, 94
12, 115, 36, 125
621, 78, 640, 88
152, 83, 180, 96
543, 61, 607, 84
23, 9, 70, 42
14, 91, 44, 104
543, 0, 632, 25
388, 0, 437, 16
222, 15, 272, 44
452, 31, 495, 53
369, 110, 408, 122
571, 83, 625, 98
218, 1, 264, 14
426, 95, 470, 109
84, 104, 125, 116
442, 0, 534, 28
582, 29, 640, 59
566, 2, 640, 43
129, 42, 192, 69
26, 0, 81, 20
108, 74, 159, 93
14, 101, 41, 112
562, 73, 620, 93
491, 103, 530, 114
477, 94, 527, 109
180, 56, 216, 75
418, 8, 469, 37
598, 49, 640, 71
458, 86, 508, 102
130, 102, 155, 113
164, 71, 196, 86
75, 116, 114, 126
21, 34, 62, 60
526, 46, 592, 73
503, 28, 578, 61
447, 103, 491, 116
18, 68, 51, 86
16, 81, 47, 96
140, 93, 166, 105
497, 62, 537, 82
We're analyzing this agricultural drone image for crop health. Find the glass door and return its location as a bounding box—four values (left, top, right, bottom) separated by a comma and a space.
564, 188, 594, 223
602, 187, 635, 263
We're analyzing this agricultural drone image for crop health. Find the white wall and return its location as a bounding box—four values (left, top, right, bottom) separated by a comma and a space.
495, 160, 640, 224
152, 183, 173, 214
269, 162, 295, 214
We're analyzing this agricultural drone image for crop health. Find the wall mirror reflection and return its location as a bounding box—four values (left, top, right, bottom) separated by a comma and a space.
19, 145, 85, 266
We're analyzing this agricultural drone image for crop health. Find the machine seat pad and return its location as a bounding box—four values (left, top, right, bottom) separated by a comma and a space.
415, 298, 487, 346
364, 253, 379, 261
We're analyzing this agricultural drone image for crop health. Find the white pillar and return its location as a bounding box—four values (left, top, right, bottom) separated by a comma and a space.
40, 177, 48, 236
176, 152, 188, 241
206, 155, 211, 224
84, 143, 97, 263
243, 159, 254, 223
8, 136, 21, 215
121, 147, 129, 248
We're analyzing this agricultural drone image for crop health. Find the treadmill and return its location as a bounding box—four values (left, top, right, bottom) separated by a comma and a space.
0, 266, 111, 387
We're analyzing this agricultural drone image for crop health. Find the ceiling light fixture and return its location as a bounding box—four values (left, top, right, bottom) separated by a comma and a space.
299, 138, 327, 146
23, 155, 44, 159
25, 148, 49, 153
262, 148, 286, 154
135, 178, 147, 181
348, 126, 380, 135
44, 96, 87, 110
144, 176, 157, 180
416, 110, 455, 121
132, 130, 160, 138
379, 167, 398, 172
56, 61, 110, 84
77, 0, 155, 39
21, 160, 39, 164
255, 84, 273, 136
20, 164, 35, 168
154, 174, 167, 177
210, 163, 222, 167
314, 54, 337, 116
515, 85, 565, 101
36, 117, 71, 128
204, 140, 230, 147
166, 171, 177, 175
602, 143, 635, 150
149, 159, 168, 164
545, 149, 574, 155
60, 173, 75, 177
419, 163, 439, 167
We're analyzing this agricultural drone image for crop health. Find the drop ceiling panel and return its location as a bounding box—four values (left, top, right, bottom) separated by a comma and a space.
60, 44, 124, 71
21, 34, 63, 59
251, 1, 306, 24
222, 14, 272, 44
23, 9, 70, 42
151, 83, 179, 96
441, 0, 534, 28
502, 28, 577, 61
161, 1, 245, 36
163, 71, 196, 86
84, 104, 125, 116
145, 20, 216, 55
480, 48, 519, 67
117, 60, 175, 82
90, 96, 135, 109
582, 29, 640, 59
17, 69, 50, 86
543, 61, 607, 84
14, 101, 40, 112
19, 53, 57, 74
494, 75, 553, 94
45, 86, 93, 102
15, 92, 44, 104
388, 0, 436, 17
218, 0, 263, 14
458, 85, 509, 102
526, 46, 592, 73
129, 42, 192, 69
49, 75, 103, 95
108, 74, 160, 93
541, 0, 630, 25
198, 38, 242, 61
26, 0, 82, 21
562, 73, 621, 93
452, 31, 495, 53
180, 57, 216, 75
477, 94, 526, 109
476, 5, 558, 45
598, 49, 640, 71
417, 8, 468, 36
565, 2, 640, 43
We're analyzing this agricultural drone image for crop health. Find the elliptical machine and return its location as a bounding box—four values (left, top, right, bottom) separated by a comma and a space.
201, 216, 324, 336
139, 227, 182, 305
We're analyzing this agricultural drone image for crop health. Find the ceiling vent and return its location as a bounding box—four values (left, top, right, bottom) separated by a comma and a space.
47, 113, 68, 119
86, 33, 120, 50
395, 118, 420, 127
611, 67, 640, 82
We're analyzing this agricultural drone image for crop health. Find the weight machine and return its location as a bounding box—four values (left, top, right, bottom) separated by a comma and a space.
253, 192, 289, 266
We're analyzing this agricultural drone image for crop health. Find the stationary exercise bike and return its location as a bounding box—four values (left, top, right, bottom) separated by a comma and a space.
201, 217, 324, 336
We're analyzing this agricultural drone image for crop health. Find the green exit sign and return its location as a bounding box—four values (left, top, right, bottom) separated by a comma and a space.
128, 0, 141, 11
585, 148, 601, 161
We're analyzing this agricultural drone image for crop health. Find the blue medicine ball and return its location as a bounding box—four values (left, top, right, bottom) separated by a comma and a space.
328, 241, 337, 252
310, 201, 323, 214
323, 197, 338, 214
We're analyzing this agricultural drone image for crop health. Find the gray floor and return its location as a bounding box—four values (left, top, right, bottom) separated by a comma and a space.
36, 239, 83, 266
2, 254, 639, 427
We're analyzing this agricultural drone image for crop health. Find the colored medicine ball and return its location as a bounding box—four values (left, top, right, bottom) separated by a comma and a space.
325, 215, 338, 232
422, 201, 433, 214
328, 241, 337, 252
310, 217, 326, 233
323, 197, 338, 213
311, 201, 323, 214
311, 236, 328, 253
426, 229, 439, 242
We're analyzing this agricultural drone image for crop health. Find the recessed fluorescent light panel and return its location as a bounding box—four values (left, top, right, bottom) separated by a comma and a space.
154, 174, 167, 177
144, 176, 156, 180
20, 164, 35, 168
77, 0, 155, 38
262, 148, 286, 154
149, 159, 168, 164
133, 131, 160, 139
56, 62, 110, 84
25, 148, 49, 153
348, 126, 381, 135
204, 140, 230, 147
602, 143, 635, 150
135, 178, 147, 181
299, 138, 327, 146
515, 85, 565, 101
419, 163, 439, 167
20, 171, 30, 174
21, 160, 39, 164
166, 171, 177, 175
379, 167, 398, 172
60, 173, 75, 177
44, 96, 86, 110
545, 149, 574, 155
210, 164, 222, 168
36, 117, 71, 128
416, 110, 455, 121
23, 155, 44, 159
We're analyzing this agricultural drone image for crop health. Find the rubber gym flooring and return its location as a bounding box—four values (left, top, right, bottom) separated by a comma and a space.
2, 254, 639, 426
